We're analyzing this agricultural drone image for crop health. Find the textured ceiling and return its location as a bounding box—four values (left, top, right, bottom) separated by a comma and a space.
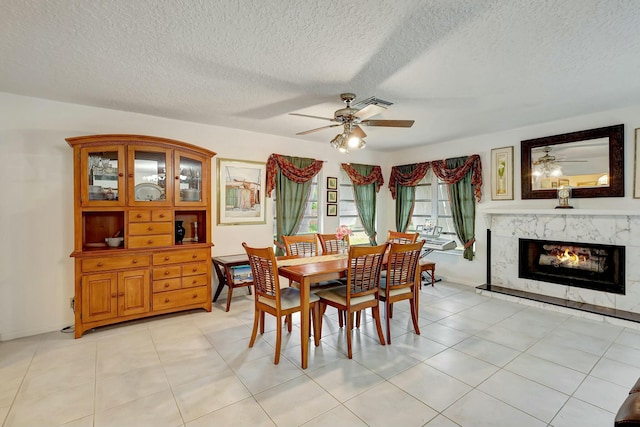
2, 0, 640, 151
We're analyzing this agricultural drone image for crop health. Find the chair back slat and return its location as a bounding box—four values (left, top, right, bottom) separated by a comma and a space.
386, 230, 419, 245
347, 244, 387, 297
317, 233, 349, 254
387, 241, 425, 288
243, 243, 280, 303
282, 234, 318, 257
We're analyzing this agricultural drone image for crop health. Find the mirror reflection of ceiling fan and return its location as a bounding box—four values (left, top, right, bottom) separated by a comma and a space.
532, 146, 587, 177
289, 93, 414, 153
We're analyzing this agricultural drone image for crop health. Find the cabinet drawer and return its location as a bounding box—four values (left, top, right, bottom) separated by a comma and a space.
129, 222, 173, 236
129, 210, 151, 222
82, 254, 150, 273
153, 287, 207, 310
152, 265, 181, 280
129, 234, 173, 248
152, 210, 172, 222
152, 277, 181, 293
182, 261, 208, 277
153, 249, 210, 265
182, 274, 208, 289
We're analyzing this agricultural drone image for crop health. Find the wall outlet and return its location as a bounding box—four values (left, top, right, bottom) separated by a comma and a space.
69, 297, 75, 311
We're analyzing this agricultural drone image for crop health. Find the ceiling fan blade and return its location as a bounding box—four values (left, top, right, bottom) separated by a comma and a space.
354, 104, 386, 120
362, 119, 415, 128
289, 113, 335, 122
296, 124, 341, 135
350, 125, 367, 139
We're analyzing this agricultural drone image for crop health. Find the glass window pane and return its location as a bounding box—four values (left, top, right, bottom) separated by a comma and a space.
414, 184, 431, 199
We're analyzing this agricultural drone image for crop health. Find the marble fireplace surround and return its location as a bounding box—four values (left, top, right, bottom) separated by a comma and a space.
481, 209, 640, 322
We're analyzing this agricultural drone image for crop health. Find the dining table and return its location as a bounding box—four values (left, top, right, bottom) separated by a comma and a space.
277, 252, 427, 369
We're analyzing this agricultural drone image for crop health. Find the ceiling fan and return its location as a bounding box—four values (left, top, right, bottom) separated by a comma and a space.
532, 146, 587, 178
289, 93, 414, 152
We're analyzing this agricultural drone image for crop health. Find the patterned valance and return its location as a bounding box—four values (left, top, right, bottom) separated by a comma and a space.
266, 154, 324, 196
388, 155, 483, 202
341, 163, 384, 192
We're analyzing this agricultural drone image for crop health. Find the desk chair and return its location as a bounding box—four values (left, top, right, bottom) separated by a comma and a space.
379, 241, 424, 344
316, 244, 388, 359
243, 242, 320, 365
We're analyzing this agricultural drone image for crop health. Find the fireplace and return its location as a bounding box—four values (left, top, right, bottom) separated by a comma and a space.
519, 238, 625, 294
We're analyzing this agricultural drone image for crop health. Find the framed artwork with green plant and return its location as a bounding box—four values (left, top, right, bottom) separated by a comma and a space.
491, 146, 514, 200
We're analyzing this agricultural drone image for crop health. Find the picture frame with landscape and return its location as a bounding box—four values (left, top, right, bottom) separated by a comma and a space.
217, 158, 266, 225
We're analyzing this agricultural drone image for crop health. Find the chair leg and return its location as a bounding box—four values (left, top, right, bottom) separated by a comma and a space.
346, 310, 353, 359
259, 311, 265, 334
286, 314, 292, 332
312, 303, 321, 346
249, 308, 260, 347
372, 305, 386, 346
410, 294, 421, 336
355, 311, 361, 328
338, 309, 344, 327
274, 315, 282, 365
385, 301, 392, 345
318, 302, 327, 337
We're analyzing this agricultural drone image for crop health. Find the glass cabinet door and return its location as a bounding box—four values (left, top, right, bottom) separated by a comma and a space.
128, 147, 172, 206
175, 152, 205, 205
80, 145, 125, 206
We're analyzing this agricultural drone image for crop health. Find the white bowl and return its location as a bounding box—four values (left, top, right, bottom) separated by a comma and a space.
105, 237, 124, 248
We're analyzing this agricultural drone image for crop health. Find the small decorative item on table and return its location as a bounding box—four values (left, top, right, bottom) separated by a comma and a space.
335, 224, 353, 253
556, 186, 573, 209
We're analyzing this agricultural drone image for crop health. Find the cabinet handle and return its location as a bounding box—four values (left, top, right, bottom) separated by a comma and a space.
97, 262, 104, 267
136, 214, 142, 218
164, 271, 170, 276
175, 175, 179, 180
132, 259, 138, 264
165, 298, 170, 303
192, 268, 198, 272
191, 279, 197, 285
164, 283, 170, 288
118, 292, 124, 297
111, 293, 117, 298
192, 294, 198, 299
147, 226, 153, 231
118, 172, 124, 177
147, 240, 153, 244
159, 213, 165, 218
164, 256, 170, 261
192, 254, 197, 259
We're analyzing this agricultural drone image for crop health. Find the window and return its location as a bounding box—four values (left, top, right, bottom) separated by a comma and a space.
273, 175, 318, 240
338, 169, 371, 245
407, 170, 463, 252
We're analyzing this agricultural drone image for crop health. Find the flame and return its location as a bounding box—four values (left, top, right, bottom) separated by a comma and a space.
556, 249, 586, 266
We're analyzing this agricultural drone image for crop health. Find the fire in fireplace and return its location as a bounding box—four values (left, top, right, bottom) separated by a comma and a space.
519, 238, 625, 294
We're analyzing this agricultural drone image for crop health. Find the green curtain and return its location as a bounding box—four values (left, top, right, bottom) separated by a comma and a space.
395, 164, 417, 232
350, 164, 378, 245
275, 156, 314, 256
446, 157, 476, 260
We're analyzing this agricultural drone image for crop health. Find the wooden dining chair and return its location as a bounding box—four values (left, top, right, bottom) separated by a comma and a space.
317, 233, 349, 254
282, 234, 318, 257
386, 230, 419, 244
379, 241, 424, 344
242, 242, 320, 365
315, 244, 388, 359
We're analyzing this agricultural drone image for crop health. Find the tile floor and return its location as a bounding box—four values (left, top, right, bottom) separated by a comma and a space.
1, 281, 640, 427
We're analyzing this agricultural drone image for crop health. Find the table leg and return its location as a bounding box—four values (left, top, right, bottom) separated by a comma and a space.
300, 278, 310, 369
212, 261, 227, 302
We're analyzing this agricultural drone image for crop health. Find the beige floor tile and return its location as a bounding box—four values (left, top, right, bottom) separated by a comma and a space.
95, 364, 170, 411
94, 389, 182, 427
185, 397, 275, 427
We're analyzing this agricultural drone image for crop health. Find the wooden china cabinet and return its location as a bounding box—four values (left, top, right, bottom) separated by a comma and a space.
67, 134, 216, 338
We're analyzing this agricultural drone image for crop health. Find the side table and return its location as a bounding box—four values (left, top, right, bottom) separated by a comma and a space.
212, 254, 253, 312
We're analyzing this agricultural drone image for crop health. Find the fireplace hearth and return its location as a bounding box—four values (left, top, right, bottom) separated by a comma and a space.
519, 238, 625, 294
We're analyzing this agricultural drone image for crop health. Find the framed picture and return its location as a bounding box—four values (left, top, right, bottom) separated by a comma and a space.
491, 146, 514, 200
327, 204, 337, 216
416, 225, 424, 232
327, 190, 337, 203
217, 158, 267, 225
635, 128, 640, 198
327, 176, 338, 189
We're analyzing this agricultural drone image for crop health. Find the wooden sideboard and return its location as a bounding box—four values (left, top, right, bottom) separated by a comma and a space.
67, 134, 215, 338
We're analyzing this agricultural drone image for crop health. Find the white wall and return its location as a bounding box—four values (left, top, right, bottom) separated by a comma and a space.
387, 105, 640, 286
0, 92, 387, 341
2, 91, 640, 340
